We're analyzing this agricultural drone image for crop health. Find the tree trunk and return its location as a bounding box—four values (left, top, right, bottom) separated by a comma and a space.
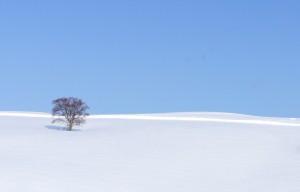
67, 123, 73, 131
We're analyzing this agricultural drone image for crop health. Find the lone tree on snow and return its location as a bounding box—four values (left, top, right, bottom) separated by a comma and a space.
52, 97, 89, 131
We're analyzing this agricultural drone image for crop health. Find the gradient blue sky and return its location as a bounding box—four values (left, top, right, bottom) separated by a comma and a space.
0, 0, 299, 117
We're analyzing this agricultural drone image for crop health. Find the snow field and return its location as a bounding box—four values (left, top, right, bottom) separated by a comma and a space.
0, 112, 300, 192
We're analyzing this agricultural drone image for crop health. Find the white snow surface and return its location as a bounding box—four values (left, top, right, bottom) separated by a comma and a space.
0, 111, 300, 192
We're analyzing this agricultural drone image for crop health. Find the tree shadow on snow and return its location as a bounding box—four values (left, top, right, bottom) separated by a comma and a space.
45, 125, 82, 132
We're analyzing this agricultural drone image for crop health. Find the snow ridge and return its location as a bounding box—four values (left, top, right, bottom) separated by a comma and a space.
0, 111, 299, 127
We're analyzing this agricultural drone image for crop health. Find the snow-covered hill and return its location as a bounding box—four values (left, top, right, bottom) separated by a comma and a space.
0, 112, 300, 192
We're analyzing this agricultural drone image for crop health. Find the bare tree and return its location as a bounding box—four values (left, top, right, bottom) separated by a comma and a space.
52, 97, 89, 131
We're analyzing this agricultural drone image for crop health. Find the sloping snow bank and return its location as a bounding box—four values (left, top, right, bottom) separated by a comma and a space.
1, 111, 299, 127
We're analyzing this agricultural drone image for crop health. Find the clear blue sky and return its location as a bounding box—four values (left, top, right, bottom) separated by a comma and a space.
0, 0, 299, 117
